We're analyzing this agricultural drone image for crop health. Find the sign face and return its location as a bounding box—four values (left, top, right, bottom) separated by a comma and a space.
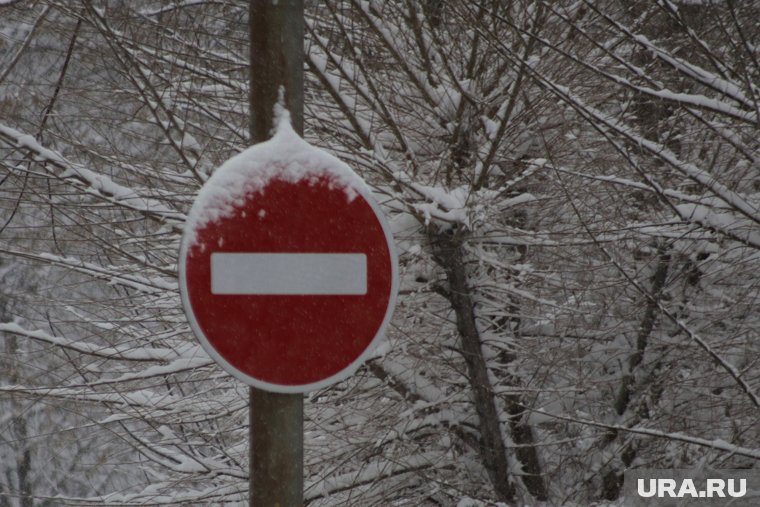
179, 133, 397, 393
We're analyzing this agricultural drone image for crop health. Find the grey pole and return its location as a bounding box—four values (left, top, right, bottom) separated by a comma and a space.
250, 0, 304, 137
249, 1, 304, 506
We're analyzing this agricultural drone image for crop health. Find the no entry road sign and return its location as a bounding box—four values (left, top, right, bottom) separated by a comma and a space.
179, 118, 398, 393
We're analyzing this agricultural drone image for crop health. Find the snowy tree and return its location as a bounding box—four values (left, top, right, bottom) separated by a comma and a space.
0, 0, 758, 505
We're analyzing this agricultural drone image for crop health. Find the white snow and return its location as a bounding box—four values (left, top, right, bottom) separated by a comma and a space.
632, 33, 756, 108
304, 452, 439, 501
0, 321, 179, 361
185, 108, 369, 242
0, 122, 184, 222
409, 182, 470, 226
541, 80, 760, 224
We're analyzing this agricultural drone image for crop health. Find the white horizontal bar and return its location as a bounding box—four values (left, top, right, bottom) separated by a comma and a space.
211, 253, 367, 295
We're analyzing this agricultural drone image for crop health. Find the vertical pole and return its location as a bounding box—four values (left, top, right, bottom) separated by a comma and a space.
250, 390, 303, 506
249, 1, 304, 506
250, 0, 304, 138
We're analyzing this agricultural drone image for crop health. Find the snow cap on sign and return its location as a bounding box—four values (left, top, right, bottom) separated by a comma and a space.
185, 109, 370, 241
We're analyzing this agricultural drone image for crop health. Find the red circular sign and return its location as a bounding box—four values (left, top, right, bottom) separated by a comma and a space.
180, 162, 397, 392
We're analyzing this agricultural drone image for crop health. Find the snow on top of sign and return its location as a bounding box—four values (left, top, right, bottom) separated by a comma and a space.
185, 108, 369, 239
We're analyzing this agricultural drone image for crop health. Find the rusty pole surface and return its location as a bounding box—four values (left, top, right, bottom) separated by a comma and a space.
249, 1, 305, 506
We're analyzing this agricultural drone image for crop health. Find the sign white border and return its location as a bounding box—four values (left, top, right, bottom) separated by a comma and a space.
178, 178, 398, 394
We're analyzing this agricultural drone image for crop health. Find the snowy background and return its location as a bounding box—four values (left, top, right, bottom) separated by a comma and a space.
0, 0, 759, 505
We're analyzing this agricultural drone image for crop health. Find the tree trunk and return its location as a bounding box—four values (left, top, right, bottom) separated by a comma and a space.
432, 229, 547, 502
602, 248, 671, 500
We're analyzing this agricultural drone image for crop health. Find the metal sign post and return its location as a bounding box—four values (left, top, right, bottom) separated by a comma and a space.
176, 0, 395, 502
249, 1, 304, 505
